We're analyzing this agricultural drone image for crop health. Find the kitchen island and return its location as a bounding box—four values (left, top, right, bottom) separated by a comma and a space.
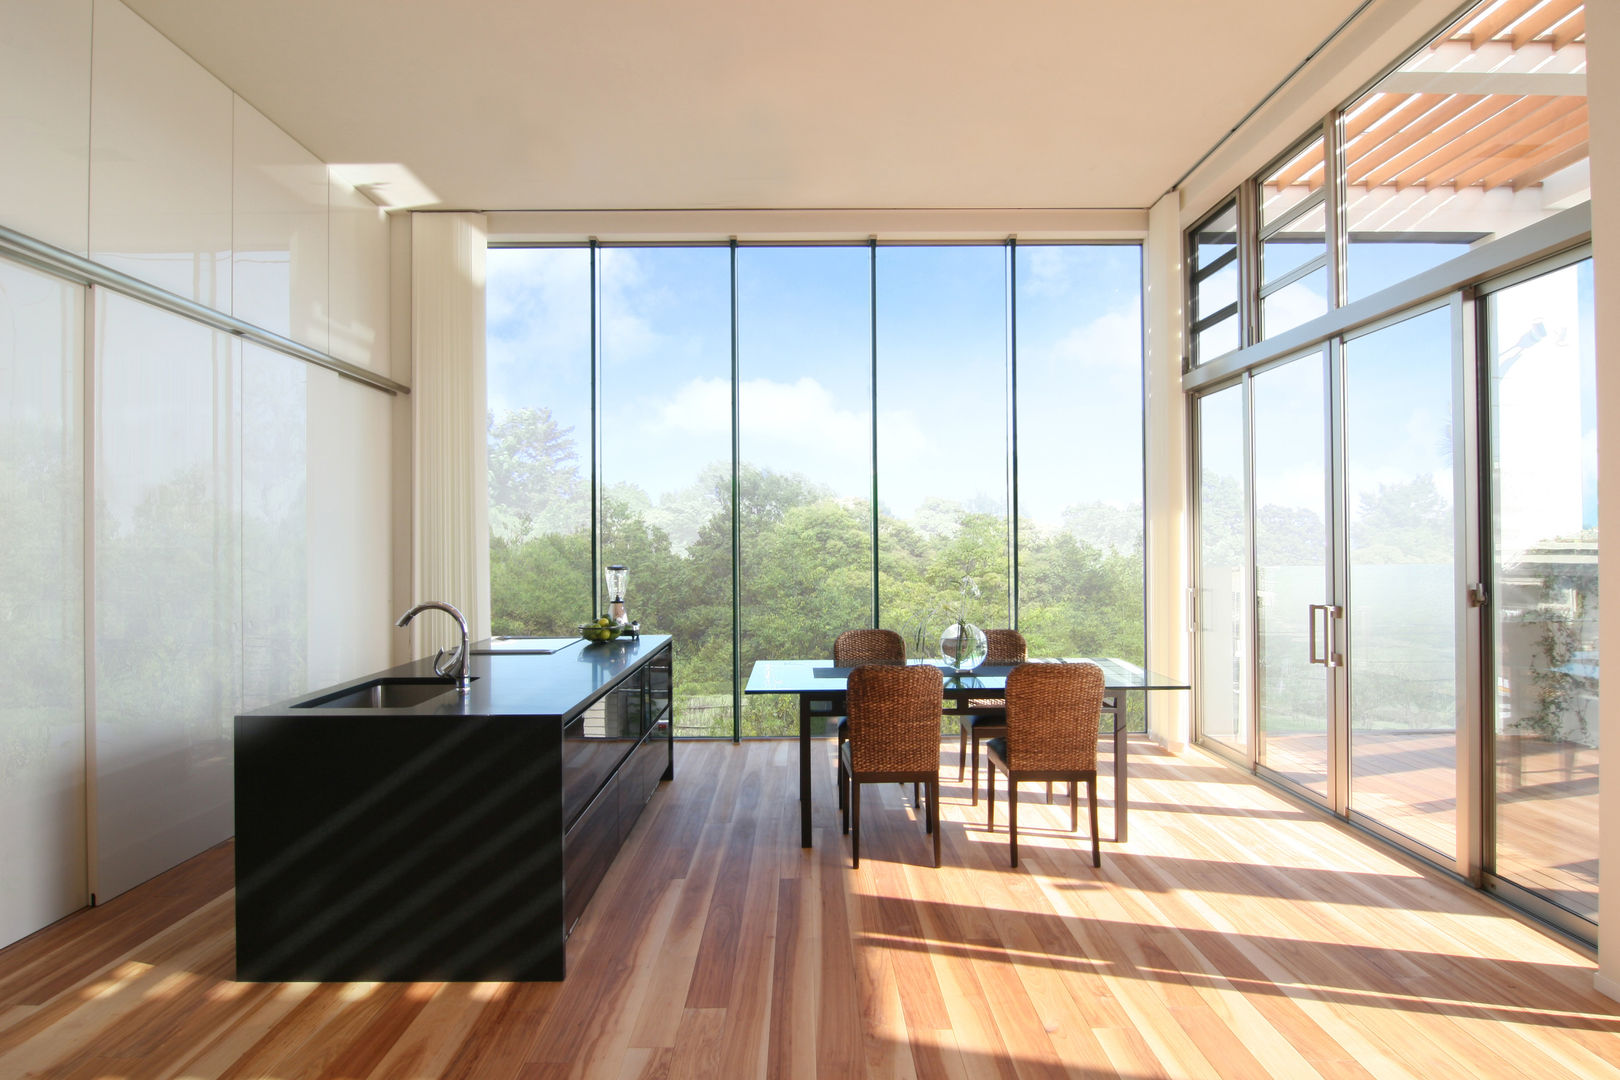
234, 634, 672, 982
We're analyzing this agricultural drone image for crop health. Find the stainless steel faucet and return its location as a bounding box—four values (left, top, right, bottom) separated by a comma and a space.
396, 601, 473, 693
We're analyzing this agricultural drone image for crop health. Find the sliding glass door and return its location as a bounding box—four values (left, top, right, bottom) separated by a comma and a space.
1251, 352, 1330, 798
1342, 307, 1461, 858
1484, 258, 1598, 923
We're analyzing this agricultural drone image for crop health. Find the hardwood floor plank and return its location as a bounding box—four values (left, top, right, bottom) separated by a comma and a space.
0, 740, 1614, 1079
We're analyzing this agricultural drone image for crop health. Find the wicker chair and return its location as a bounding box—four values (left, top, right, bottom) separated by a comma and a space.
985, 661, 1105, 868
956, 628, 1027, 805
839, 663, 944, 868
832, 628, 907, 812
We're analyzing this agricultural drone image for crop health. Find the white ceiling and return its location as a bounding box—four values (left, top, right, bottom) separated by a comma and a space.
121, 0, 1372, 213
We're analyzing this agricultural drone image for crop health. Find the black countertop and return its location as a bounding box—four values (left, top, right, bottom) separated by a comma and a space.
240, 633, 671, 723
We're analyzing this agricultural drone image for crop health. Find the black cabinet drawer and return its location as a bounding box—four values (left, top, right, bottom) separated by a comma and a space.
563, 774, 618, 936
618, 722, 669, 843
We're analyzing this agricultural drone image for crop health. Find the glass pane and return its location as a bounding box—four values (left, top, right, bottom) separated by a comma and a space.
1261, 137, 1326, 230
875, 247, 1009, 657
1015, 245, 1145, 736
1488, 259, 1597, 922
1193, 202, 1237, 272
485, 248, 593, 638
1197, 316, 1240, 362
0, 257, 86, 946
242, 343, 307, 709
1262, 268, 1328, 339
95, 292, 239, 900
1197, 386, 1247, 753
1344, 2, 1588, 301
1252, 354, 1329, 796
600, 248, 734, 736
1262, 199, 1325, 283
1196, 261, 1237, 325
1344, 306, 1456, 857
736, 247, 873, 736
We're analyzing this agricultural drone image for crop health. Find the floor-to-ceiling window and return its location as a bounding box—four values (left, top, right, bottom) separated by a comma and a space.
875, 247, 1010, 657
736, 246, 873, 737
485, 248, 593, 639
1484, 256, 1598, 923
487, 241, 1146, 740
1015, 245, 1147, 740
1183, 0, 1596, 941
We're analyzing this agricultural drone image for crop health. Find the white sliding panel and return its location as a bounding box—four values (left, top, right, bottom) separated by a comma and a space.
94, 290, 239, 901
233, 98, 329, 352
307, 365, 394, 690
0, 0, 91, 254
89, 0, 232, 311
0, 257, 87, 945
242, 343, 308, 709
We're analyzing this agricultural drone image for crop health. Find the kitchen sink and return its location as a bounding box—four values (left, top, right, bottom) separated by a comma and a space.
292, 677, 469, 709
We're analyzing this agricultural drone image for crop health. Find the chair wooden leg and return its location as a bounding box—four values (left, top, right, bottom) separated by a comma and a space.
1070, 779, 1079, 833
1009, 779, 1019, 867
1046, 781, 1053, 804
930, 779, 941, 868
913, 782, 920, 808
986, 765, 995, 830
851, 782, 861, 868
957, 723, 967, 780
1088, 777, 1100, 868
923, 777, 932, 834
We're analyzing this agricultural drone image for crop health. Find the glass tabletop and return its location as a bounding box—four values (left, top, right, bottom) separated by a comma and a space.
744, 657, 1187, 694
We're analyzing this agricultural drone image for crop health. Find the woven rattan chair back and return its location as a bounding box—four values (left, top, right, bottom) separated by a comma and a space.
1004, 662, 1104, 774
833, 628, 907, 667
983, 628, 1027, 666
846, 664, 943, 775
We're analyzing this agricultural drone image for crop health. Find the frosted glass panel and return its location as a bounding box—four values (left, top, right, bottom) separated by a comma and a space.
89, 0, 232, 309
0, 257, 87, 945
0, 0, 91, 253
242, 343, 308, 708
233, 99, 329, 351
306, 365, 394, 690
95, 291, 239, 900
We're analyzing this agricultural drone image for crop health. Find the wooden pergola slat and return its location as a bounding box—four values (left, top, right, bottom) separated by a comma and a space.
1344, 93, 1448, 173
1550, 9, 1586, 48
1267, 140, 1326, 192
1463, 0, 1537, 47
1346, 95, 1484, 186
1450, 102, 1588, 189
1511, 0, 1582, 48
1507, 140, 1590, 191
1392, 96, 1578, 190
1343, 93, 1406, 142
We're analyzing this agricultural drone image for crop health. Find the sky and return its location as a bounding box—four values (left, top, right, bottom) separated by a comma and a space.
486, 243, 1145, 527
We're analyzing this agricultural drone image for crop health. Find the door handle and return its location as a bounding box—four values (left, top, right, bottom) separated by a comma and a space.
1309, 604, 1344, 667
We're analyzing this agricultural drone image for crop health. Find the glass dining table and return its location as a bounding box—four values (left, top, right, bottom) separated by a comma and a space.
744, 657, 1188, 848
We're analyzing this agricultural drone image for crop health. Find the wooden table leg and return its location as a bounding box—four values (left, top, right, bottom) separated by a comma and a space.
800, 693, 813, 848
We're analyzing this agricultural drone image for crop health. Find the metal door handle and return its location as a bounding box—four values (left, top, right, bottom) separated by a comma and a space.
1309, 604, 1344, 667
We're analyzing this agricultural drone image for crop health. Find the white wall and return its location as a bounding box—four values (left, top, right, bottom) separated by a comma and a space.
1144, 192, 1191, 748
0, 0, 396, 928
1587, 0, 1619, 1002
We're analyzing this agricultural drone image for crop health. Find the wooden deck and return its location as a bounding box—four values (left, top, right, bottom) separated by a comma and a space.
1, 738, 1617, 1078
1265, 731, 1599, 920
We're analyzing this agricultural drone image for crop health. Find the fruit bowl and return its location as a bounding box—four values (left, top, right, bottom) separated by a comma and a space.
578, 622, 623, 642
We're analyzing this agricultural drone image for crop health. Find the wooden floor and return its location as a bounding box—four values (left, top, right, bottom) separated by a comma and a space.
1265, 731, 1600, 919
3, 739, 1619, 1079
